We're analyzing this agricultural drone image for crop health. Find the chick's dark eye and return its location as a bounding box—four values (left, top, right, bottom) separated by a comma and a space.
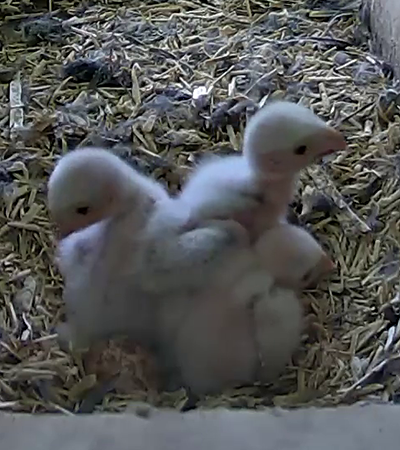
294, 145, 307, 155
76, 206, 89, 215
302, 270, 312, 283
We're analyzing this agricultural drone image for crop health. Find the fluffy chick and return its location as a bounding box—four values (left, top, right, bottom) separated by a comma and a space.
178, 100, 347, 238
48, 147, 249, 349
169, 224, 333, 394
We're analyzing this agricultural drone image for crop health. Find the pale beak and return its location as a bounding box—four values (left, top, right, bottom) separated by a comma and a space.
315, 127, 347, 159
58, 231, 70, 241
319, 253, 336, 274
57, 221, 82, 240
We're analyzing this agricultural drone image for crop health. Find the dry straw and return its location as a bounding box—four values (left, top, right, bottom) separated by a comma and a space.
1, 0, 400, 413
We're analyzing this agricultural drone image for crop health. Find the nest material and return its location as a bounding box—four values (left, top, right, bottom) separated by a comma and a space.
1, 0, 400, 413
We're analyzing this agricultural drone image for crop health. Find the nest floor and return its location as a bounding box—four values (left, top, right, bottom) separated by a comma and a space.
1, 0, 400, 413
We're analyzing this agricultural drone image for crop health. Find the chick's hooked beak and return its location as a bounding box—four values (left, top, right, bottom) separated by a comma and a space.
315, 127, 347, 160
56, 214, 95, 240
57, 222, 80, 240
319, 253, 336, 275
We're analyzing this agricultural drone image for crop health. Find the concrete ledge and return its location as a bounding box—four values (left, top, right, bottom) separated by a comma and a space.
361, 0, 400, 76
0, 404, 398, 450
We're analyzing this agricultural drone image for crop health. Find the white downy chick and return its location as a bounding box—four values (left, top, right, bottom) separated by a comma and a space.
164, 103, 340, 379
48, 147, 250, 349
250, 226, 335, 384
168, 225, 335, 394
236, 224, 334, 384
178, 100, 347, 238
243, 100, 347, 235
48, 147, 170, 349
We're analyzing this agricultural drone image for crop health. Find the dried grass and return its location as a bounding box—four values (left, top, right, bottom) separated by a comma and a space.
1, 0, 400, 413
